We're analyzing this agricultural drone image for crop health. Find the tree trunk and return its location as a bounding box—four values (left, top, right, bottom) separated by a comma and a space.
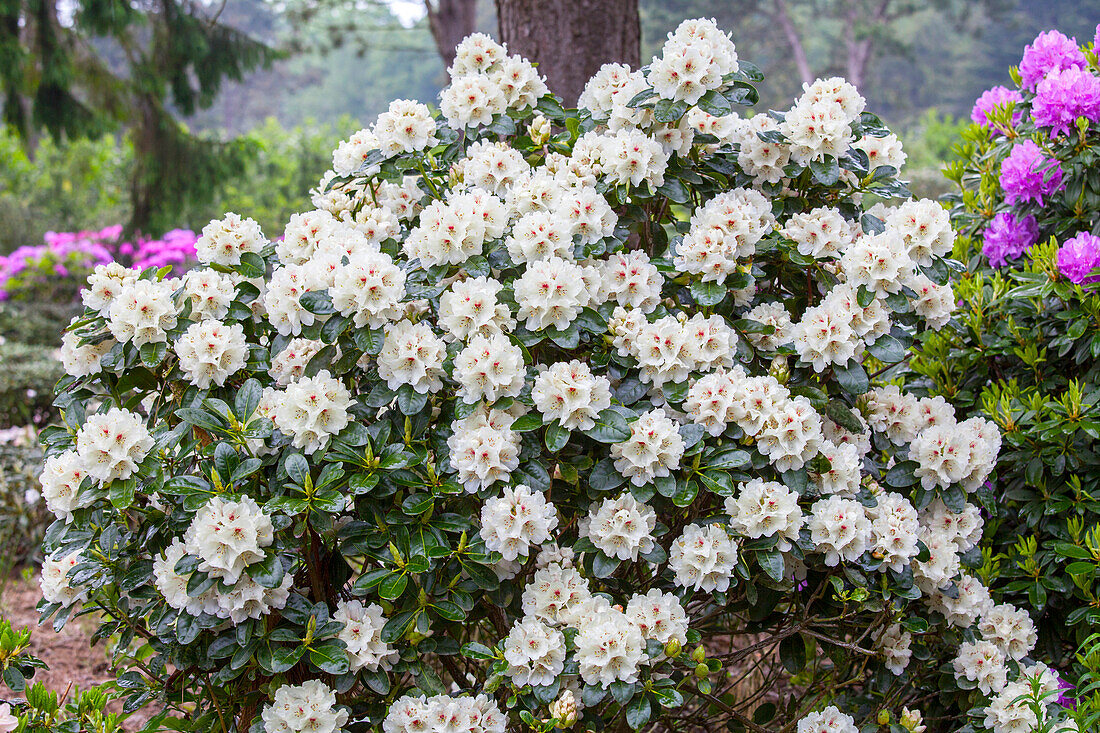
494, 0, 639, 105
771, 0, 813, 86
425, 0, 479, 71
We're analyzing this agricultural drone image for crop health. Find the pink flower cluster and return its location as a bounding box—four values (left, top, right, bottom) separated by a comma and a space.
971, 86, 1022, 133
1018, 30, 1087, 91
998, 140, 1064, 207
0, 226, 198, 302
1057, 232, 1100, 284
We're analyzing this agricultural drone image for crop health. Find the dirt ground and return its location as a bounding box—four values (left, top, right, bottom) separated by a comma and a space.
0, 574, 157, 730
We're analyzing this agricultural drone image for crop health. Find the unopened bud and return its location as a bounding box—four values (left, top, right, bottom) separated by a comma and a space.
691, 645, 706, 663
694, 662, 709, 679
530, 115, 551, 145
550, 689, 578, 728
483, 671, 504, 694
664, 639, 682, 657
769, 355, 790, 384
877, 710, 891, 726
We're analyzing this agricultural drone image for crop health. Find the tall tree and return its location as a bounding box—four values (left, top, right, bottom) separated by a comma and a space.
495, 0, 640, 104
425, 0, 479, 69
0, 0, 277, 234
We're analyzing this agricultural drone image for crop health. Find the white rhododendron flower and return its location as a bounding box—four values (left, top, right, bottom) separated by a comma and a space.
182, 268, 238, 321
503, 616, 566, 687
979, 604, 1037, 661
39, 449, 90, 522
330, 249, 406, 328
75, 407, 154, 483
796, 706, 859, 733
574, 606, 645, 687
612, 408, 685, 486
261, 680, 348, 733
374, 99, 437, 156
809, 496, 872, 566
196, 213, 266, 266
584, 493, 657, 561
480, 484, 558, 560
60, 330, 113, 378
532, 360, 612, 431
269, 338, 324, 386
454, 332, 526, 404
382, 693, 505, 733
953, 639, 1008, 695
82, 262, 138, 313
626, 589, 688, 647
335, 600, 399, 672
272, 370, 353, 454
669, 523, 738, 592
108, 279, 178, 346
40, 551, 89, 607
725, 479, 803, 551
174, 319, 248, 388
377, 320, 447, 394
184, 495, 273, 584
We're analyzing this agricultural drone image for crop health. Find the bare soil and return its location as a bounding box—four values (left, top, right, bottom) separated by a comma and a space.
0, 574, 158, 730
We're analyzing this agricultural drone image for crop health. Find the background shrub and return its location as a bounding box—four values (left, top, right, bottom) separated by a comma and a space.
915, 25, 1100, 675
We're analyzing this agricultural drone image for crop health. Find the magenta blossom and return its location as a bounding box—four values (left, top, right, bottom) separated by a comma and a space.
971, 86, 1023, 132
982, 212, 1039, 267
999, 140, 1064, 206
1019, 30, 1087, 90
1033, 66, 1100, 137
1057, 232, 1100, 284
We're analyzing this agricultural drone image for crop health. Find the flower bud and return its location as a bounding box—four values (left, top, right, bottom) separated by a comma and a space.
769, 355, 790, 384
550, 689, 578, 729
483, 671, 504, 694
530, 115, 551, 146
694, 662, 709, 679
664, 639, 682, 658
876, 710, 891, 725
691, 645, 706, 663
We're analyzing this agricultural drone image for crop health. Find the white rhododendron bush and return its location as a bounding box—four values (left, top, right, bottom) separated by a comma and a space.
35, 18, 1074, 733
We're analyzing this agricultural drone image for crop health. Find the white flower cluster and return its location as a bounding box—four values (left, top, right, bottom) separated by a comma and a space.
40, 551, 88, 607
649, 18, 738, 104
781, 77, 865, 165
262, 680, 348, 733
334, 600, 399, 672
582, 493, 657, 561
75, 407, 154, 483
174, 319, 248, 388
271, 370, 353, 454
382, 693, 505, 733
196, 213, 266, 266
532, 361, 612, 431
440, 33, 547, 129
448, 408, 521, 491
675, 188, 774, 282
183, 496, 273, 584
480, 484, 558, 560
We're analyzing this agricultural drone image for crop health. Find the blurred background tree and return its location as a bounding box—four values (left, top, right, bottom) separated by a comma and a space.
0, 0, 278, 234
1, 0, 1096, 249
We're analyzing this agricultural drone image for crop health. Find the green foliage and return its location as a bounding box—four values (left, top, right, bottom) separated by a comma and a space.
0, 303, 82, 348
0, 129, 131, 254
0, 0, 277, 234
913, 38, 1100, 674
0, 616, 135, 732
0, 117, 355, 253
0, 340, 64, 428
0, 432, 47, 574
